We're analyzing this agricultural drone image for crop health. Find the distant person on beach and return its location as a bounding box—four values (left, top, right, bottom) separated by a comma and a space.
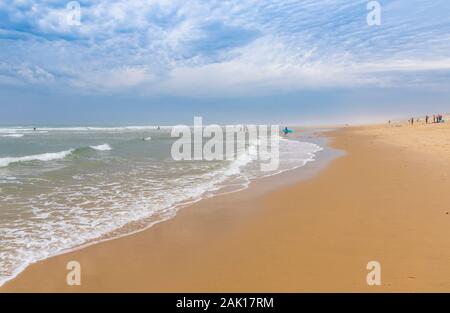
433, 115, 436, 123
425, 115, 429, 124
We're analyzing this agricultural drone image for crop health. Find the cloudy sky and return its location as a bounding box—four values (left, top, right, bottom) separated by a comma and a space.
0, 0, 449, 125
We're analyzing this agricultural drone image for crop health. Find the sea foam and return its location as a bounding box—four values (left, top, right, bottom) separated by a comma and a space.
0, 149, 74, 168
90, 144, 112, 151
1, 134, 24, 138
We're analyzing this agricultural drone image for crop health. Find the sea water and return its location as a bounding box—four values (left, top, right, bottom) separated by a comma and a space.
0, 125, 322, 286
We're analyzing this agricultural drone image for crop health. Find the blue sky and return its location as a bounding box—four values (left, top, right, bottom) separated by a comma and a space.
0, 0, 449, 125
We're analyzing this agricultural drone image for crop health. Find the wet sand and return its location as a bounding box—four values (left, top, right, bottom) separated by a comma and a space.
2, 122, 450, 292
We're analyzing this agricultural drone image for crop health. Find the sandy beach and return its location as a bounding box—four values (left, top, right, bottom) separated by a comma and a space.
1, 121, 449, 292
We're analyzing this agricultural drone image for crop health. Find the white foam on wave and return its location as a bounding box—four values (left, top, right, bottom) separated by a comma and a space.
39, 126, 160, 132
1, 134, 24, 138
0, 149, 74, 168
225, 141, 258, 176
0, 144, 113, 168
0, 126, 170, 134
90, 144, 112, 151
0, 128, 30, 134
0, 128, 47, 134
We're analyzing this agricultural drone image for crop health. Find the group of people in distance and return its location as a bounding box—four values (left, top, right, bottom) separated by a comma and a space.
424, 114, 445, 124
389, 114, 446, 126
407, 114, 446, 125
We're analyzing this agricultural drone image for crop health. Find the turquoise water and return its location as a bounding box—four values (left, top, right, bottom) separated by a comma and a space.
0, 125, 322, 286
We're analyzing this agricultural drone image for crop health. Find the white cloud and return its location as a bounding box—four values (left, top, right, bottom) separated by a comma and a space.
74, 66, 153, 90
1, 0, 450, 95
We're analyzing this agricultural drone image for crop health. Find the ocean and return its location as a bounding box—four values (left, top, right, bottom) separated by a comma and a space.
0, 125, 322, 286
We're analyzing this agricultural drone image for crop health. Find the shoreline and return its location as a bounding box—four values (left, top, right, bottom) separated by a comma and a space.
2, 123, 450, 292
0, 128, 336, 290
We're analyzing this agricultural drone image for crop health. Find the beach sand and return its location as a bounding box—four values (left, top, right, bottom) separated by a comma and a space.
1, 122, 449, 292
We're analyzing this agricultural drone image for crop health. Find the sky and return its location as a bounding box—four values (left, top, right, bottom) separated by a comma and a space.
0, 0, 449, 125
